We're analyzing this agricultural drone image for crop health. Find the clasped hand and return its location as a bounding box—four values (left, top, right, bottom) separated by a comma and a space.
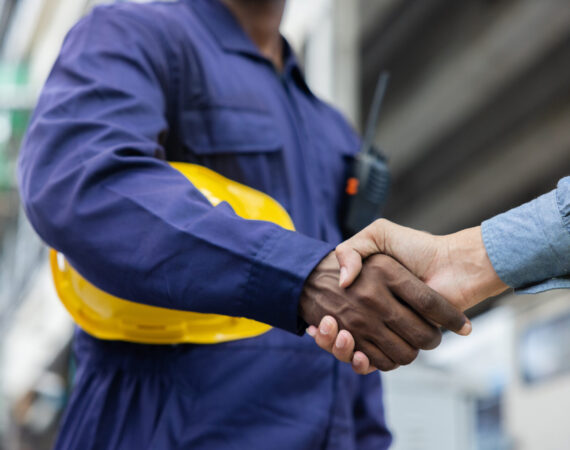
299, 219, 508, 375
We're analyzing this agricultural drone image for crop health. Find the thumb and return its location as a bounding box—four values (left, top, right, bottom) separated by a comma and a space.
335, 244, 364, 288
335, 220, 389, 288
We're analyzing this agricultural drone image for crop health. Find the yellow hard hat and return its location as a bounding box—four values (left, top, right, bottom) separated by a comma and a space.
50, 162, 295, 345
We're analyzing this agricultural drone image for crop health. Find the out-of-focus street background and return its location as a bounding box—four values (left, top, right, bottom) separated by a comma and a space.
0, 0, 569, 448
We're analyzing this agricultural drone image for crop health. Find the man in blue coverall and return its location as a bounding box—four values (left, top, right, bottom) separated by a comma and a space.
18, 0, 469, 448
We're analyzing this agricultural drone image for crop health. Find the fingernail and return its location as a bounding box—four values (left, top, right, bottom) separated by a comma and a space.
335, 333, 346, 349
339, 267, 348, 287
352, 353, 363, 368
306, 326, 316, 337
320, 318, 333, 335
458, 320, 472, 336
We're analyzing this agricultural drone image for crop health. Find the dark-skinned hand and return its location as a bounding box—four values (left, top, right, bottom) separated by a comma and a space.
299, 252, 470, 373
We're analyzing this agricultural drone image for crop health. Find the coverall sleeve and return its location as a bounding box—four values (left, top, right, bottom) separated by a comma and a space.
17, 7, 332, 333
481, 176, 570, 294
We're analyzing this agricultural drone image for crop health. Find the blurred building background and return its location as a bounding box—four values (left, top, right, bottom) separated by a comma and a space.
0, 0, 569, 448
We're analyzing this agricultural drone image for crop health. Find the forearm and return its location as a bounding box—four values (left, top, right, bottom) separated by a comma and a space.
18, 7, 333, 333
21, 134, 332, 332
446, 226, 508, 303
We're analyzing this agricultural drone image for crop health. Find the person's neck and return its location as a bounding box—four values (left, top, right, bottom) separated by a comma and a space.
221, 0, 285, 71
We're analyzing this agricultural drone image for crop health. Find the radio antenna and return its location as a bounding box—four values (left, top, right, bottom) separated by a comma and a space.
361, 71, 390, 156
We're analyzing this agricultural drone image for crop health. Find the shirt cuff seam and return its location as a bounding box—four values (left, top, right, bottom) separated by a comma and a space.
542, 191, 570, 274
556, 183, 570, 238
240, 227, 279, 312
481, 220, 510, 286
242, 228, 333, 332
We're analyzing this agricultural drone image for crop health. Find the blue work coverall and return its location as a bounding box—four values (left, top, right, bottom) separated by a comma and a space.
18, 0, 392, 448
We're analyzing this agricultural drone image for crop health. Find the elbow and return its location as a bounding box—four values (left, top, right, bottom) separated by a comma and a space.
19, 182, 62, 251
18, 159, 77, 253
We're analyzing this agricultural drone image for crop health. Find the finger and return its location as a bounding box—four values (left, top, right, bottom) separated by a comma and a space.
356, 340, 399, 372
368, 327, 420, 366
332, 329, 355, 363
456, 318, 472, 336
352, 351, 378, 375
314, 316, 338, 353
383, 300, 443, 350
306, 325, 317, 338
388, 261, 470, 335
351, 351, 369, 374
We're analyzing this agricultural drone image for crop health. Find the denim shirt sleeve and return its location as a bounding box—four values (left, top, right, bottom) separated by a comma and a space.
481, 176, 570, 294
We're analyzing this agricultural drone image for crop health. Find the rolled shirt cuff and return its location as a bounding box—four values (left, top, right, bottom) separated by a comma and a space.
515, 276, 570, 295
481, 188, 570, 291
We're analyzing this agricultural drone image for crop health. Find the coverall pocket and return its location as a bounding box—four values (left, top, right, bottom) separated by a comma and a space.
179, 106, 290, 209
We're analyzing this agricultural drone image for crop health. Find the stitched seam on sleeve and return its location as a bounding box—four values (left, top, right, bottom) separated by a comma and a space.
481, 220, 510, 286
556, 182, 570, 237
540, 192, 570, 273
240, 228, 280, 313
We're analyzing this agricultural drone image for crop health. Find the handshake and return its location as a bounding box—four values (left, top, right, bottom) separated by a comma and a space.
298, 219, 509, 375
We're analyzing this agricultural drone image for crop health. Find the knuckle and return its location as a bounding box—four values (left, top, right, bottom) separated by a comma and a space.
351, 291, 380, 317
383, 309, 402, 328
368, 254, 402, 282
359, 287, 379, 306
371, 218, 386, 234
346, 314, 367, 332
334, 242, 347, 254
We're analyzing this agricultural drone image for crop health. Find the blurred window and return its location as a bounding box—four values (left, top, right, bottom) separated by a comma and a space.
519, 312, 570, 384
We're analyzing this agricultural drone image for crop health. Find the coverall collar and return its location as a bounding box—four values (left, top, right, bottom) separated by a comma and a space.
190, 0, 263, 57
187, 0, 311, 93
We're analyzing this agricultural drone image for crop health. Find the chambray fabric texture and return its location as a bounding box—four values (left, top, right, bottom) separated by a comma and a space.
481, 176, 570, 293
18, 0, 391, 449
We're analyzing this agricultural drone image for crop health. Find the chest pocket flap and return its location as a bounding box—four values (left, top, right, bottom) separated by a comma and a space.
181, 106, 281, 155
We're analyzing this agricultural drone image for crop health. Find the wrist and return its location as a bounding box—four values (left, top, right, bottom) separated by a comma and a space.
449, 226, 508, 303
298, 252, 338, 327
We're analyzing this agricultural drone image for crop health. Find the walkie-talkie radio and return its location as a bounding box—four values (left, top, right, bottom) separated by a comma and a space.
342, 72, 391, 237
